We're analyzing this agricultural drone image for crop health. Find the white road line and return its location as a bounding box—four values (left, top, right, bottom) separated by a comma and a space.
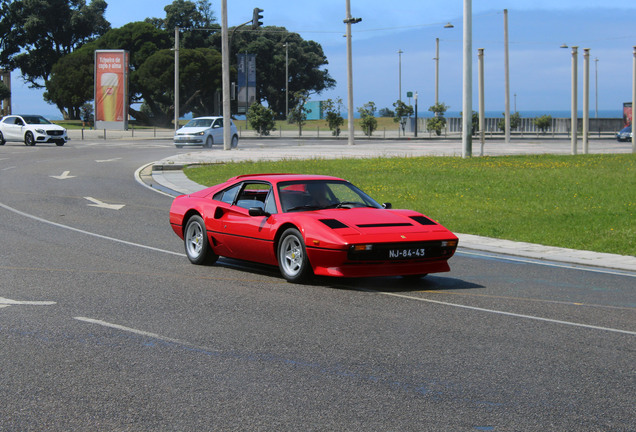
0, 201, 185, 257
0, 297, 57, 306
363, 289, 636, 336
457, 250, 636, 278
74, 317, 219, 353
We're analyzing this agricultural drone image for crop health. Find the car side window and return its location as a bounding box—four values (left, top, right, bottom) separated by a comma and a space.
14, 117, 23, 125
213, 184, 241, 204
235, 182, 272, 210
213, 119, 222, 129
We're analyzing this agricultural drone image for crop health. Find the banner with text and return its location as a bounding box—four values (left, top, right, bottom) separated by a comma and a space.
237, 53, 256, 114
94, 50, 129, 130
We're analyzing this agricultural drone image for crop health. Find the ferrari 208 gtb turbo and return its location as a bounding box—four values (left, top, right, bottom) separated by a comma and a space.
169, 174, 458, 283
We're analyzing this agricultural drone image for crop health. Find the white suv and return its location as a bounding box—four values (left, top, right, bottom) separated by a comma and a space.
0, 114, 68, 146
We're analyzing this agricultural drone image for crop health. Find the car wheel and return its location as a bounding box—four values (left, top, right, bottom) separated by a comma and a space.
277, 227, 312, 283
231, 135, 238, 148
175, 144, 183, 149
205, 136, 213, 148
55, 140, 65, 146
24, 131, 35, 146
184, 215, 218, 265
0, 131, 5, 145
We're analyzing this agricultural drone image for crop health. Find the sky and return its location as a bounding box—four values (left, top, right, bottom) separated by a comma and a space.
8, 0, 636, 119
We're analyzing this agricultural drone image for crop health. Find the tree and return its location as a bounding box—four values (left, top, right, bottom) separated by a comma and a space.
0, 81, 10, 101
288, 91, 310, 136
426, 102, 449, 136
247, 103, 276, 136
534, 114, 552, 133
322, 98, 344, 136
0, 0, 110, 88
393, 99, 414, 136
378, 107, 394, 118
498, 112, 521, 131
212, 26, 335, 119
146, 0, 218, 48
358, 101, 377, 137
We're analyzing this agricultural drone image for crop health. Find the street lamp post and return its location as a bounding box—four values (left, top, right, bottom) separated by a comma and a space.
174, 27, 179, 134
221, 0, 231, 150
344, 0, 361, 146
594, 57, 599, 119
504, 9, 510, 145
583, 48, 590, 154
462, 0, 472, 158
571, 46, 578, 155
632, 46, 636, 153
398, 49, 403, 102
434, 38, 439, 105
284, 43, 289, 120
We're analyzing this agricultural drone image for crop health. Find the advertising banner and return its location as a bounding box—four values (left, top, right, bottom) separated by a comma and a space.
237, 53, 256, 114
623, 102, 632, 127
94, 50, 129, 130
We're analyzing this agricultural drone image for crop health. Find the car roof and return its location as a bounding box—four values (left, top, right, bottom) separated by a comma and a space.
189, 116, 222, 120
227, 173, 346, 184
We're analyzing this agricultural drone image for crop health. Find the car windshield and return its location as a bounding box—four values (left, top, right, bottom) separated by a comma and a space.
22, 116, 52, 125
278, 180, 382, 212
184, 119, 214, 128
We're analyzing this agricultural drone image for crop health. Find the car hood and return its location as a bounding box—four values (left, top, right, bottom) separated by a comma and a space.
175, 127, 210, 135
29, 124, 65, 130
308, 207, 452, 235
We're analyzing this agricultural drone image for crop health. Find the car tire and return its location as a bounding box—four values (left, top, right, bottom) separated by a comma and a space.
24, 131, 35, 146
231, 135, 239, 148
277, 227, 312, 283
184, 215, 218, 265
0, 132, 5, 145
176, 144, 183, 149
55, 140, 65, 146
205, 136, 213, 149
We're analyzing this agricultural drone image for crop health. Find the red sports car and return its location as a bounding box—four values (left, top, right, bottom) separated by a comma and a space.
169, 174, 458, 283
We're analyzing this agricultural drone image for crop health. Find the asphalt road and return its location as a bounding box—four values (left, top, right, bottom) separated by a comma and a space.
1, 139, 634, 431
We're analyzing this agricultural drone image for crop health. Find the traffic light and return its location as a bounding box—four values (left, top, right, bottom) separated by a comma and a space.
252, 8, 263, 29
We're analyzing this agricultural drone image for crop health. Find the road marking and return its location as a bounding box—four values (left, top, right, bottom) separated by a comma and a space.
74, 317, 217, 352
50, 170, 76, 180
95, 157, 122, 163
0, 201, 184, 257
84, 196, 125, 210
0, 296, 57, 307
362, 289, 636, 336
2, 166, 16, 171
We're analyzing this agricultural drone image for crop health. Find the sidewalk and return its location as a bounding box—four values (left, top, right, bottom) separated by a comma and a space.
141, 138, 636, 273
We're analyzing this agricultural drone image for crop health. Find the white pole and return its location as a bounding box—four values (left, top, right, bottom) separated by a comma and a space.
435, 38, 439, 105
571, 46, 578, 155
174, 27, 179, 134
478, 48, 485, 156
398, 49, 403, 102
285, 43, 289, 120
583, 48, 590, 154
504, 9, 510, 145
345, 0, 355, 145
632, 46, 636, 153
462, 0, 472, 158
221, 0, 231, 150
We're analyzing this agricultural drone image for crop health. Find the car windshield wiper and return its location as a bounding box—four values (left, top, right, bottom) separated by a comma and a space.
325, 201, 371, 209
286, 205, 323, 212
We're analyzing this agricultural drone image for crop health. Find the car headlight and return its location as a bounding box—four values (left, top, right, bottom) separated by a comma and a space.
35, 128, 45, 134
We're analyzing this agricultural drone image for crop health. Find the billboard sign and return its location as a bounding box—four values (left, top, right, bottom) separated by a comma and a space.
94, 50, 129, 130
623, 102, 632, 127
237, 53, 256, 114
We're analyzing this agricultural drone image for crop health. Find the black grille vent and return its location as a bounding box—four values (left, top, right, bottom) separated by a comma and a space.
410, 215, 437, 226
320, 219, 348, 229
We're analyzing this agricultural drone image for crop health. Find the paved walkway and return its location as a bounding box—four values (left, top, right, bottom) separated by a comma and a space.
141, 137, 636, 273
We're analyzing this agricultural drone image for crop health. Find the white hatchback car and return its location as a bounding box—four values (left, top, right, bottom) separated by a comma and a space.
174, 116, 239, 149
0, 114, 68, 146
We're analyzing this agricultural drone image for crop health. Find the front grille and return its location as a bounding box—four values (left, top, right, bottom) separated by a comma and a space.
47, 130, 64, 136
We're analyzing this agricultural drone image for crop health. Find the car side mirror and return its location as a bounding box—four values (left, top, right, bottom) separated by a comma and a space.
248, 207, 270, 217
382, 202, 392, 209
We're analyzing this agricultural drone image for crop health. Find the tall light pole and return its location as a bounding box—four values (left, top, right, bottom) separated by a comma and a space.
462, 0, 472, 158
284, 42, 289, 120
632, 46, 636, 153
478, 48, 485, 156
583, 48, 590, 154
504, 9, 510, 145
174, 27, 179, 133
434, 38, 439, 105
221, 0, 231, 150
397, 49, 403, 102
571, 46, 578, 155
594, 57, 599, 119
344, 0, 361, 146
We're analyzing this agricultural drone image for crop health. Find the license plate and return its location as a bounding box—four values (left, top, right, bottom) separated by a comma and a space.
388, 247, 426, 259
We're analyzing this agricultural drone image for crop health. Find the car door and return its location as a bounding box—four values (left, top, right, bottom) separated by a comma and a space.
211, 118, 224, 144
2, 116, 21, 140
215, 182, 278, 264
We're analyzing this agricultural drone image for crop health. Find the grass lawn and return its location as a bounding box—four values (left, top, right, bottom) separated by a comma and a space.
185, 153, 636, 256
